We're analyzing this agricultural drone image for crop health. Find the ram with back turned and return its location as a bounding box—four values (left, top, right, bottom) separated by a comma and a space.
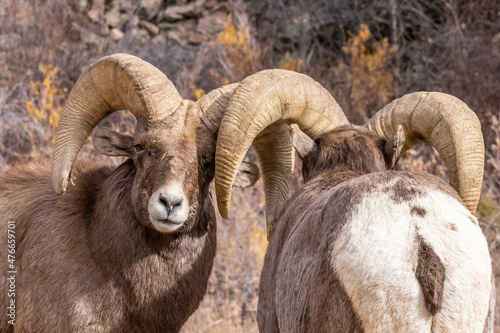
215, 70, 494, 332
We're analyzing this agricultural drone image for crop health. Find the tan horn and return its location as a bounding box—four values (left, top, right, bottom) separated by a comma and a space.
365, 91, 484, 213
52, 54, 183, 195
197, 83, 239, 131
214, 69, 348, 238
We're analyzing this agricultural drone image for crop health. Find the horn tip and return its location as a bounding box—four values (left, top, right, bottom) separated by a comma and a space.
53, 182, 67, 196
53, 171, 69, 196
219, 207, 229, 219
216, 196, 230, 219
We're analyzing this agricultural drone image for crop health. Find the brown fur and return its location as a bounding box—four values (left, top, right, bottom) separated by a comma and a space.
411, 206, 427, 217
415, 235, 446, 315
307, 126, 387, 181
259, 168, 367, 332
0, 158, 216, 332
0, 103, 258, 332
384, 178, 424, 203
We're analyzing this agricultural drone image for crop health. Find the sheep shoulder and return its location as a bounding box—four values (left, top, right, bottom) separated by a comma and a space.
0, 160, 114, 330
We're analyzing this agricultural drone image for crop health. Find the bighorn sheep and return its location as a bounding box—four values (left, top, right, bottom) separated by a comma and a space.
214, 70, 494, 332
0, 54, 260, 332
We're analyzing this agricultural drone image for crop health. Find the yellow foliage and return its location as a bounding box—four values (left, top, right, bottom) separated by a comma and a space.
342, 24, 398, 119
218, 14, 249, 53
209, 13, 260, 85
279, 52, 303, 72
209, 69, 231, 88
25, 64, 65, 142
190, 84, 206, 100
25, 101, 41, 119
48, 109, 60, 127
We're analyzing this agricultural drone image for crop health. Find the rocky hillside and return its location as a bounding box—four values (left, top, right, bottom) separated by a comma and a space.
83, 0, 215, 50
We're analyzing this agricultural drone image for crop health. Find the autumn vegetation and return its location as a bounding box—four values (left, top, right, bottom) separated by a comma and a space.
1, 0, 499, 331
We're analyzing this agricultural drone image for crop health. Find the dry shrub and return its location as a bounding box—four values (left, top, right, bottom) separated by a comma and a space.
189, 0, 262, 99
342, 24, 398, 120
279, 52, 303, 72
480, 111, 500, 270
396, 146, 447, 180
1, 0, 89, 167
213, 1, 262, 81
24, 65, 65, 152
484, 112, 500, 205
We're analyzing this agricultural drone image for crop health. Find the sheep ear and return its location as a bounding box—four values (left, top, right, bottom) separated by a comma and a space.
92, 127, 135, 158
234, 161, 260, 188
383, 124, 406, 169
290, 124, 318, 167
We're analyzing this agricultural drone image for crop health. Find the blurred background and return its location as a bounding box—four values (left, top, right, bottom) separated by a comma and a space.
0, 0, 499, 331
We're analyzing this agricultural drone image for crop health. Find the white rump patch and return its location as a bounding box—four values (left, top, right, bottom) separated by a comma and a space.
330, 182, 491, 332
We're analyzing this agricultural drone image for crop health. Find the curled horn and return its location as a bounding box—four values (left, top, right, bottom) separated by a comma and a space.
365, 92, 484, 213
52, 54, 183, 195
197, 83, 239, 131
214, 69, 349, 239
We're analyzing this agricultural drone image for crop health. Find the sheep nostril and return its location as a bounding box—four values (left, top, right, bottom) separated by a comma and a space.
170, 199, 182, 208
159, 195, 182, 213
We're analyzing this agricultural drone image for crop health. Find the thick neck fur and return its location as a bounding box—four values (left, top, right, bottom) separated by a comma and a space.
86, 159, 216, 332
90, 159, 212, 262
0, 159, 217, 332
277, 166, 362, 243
306, 165, 363, 188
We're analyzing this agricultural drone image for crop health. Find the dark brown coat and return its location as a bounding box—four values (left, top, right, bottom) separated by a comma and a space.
0, 160, 215, 332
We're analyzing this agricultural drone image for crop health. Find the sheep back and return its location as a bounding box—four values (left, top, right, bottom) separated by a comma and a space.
258, 170, 493, 333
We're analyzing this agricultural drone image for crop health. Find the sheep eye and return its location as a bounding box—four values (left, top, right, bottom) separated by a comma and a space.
134, 144, 144, 152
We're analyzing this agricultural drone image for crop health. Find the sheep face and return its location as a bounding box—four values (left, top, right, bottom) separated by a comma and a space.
93, 107, 200, 232
92, 105, 259, 234
291, 124, 406, 182
134, 109, 203, 233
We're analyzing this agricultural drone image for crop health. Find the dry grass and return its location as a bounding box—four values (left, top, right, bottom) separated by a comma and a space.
182, 184, 265, 333
1, 0, 499, 331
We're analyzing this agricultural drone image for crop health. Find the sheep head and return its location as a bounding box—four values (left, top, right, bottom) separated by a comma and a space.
290, 124, 406, 181
214, 70, 484, 240
92, 107, 204, 232
52, 54, 259, 233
